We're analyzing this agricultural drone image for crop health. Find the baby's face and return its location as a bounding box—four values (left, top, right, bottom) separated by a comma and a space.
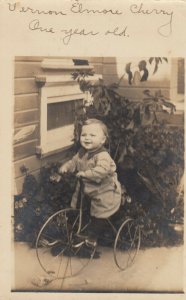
80, 124, 106, 151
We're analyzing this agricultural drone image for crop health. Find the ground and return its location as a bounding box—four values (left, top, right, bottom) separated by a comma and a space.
12, 242, 183, 292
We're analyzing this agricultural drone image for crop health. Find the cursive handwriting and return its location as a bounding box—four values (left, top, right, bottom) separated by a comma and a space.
7, 0, 176, 45
28, 19, 99, 44
71, 0, 122, 15
105, 26, 129, 37
29, 19, 55, 33
61, 27, 99, 45
8, 2, 67, 15
130, 3, 173, 37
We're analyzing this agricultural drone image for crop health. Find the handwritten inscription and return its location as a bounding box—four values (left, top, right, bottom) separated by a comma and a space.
28, 19, 129, 44
130, 3, 173, 37
71, 0, 122, 15
8, 2, 67, 16
105, 27, 129, 37
29, 19, 55, 34
7, 1, 175, 45
28, 19, 99, 44
61, 28, 99, 45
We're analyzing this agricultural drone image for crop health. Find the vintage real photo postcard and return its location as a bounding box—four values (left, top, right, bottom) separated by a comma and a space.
0, 1, 185, 300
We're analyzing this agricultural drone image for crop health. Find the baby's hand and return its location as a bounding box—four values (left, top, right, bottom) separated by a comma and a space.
76, 171, 85, 178
59, 165, 68, 174
50, 173, 61, 183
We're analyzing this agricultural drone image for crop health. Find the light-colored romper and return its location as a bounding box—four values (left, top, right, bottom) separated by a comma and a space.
62, 147, 121, 218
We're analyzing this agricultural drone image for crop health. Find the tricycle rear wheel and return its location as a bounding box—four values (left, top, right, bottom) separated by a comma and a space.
113, 218, 141, 270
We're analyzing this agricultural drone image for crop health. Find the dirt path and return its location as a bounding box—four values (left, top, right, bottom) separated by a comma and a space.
12, 242, 183, 292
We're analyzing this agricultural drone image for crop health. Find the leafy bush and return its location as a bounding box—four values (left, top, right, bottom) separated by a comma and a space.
72, 72, 184, 247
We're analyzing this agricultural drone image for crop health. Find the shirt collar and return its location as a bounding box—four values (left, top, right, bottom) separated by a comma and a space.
78, 146, 108, 159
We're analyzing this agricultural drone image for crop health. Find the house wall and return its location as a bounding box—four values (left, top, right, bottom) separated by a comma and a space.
14, 56, 184, 194
170, 58, 185, 106
102, 57, 171, 99
14, 56, 104, 194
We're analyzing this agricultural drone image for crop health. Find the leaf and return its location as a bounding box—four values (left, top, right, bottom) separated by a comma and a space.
118, 146, 127, 164
93, 97, 100, 111
126, 120, 134, 130
125, 62, 132, 73
153, 62, 158, 74
138, 60, 147, 71
159, 98, 176, 114
149, 57, 154, 64
101, 97, 110, 110
128, 72, 133, 85
143, 89, 151, 96
103, 102, 111, 116
152, 57, 162, 74
71, 72, 79, 80
92, 86, 103, 98
125, 62, 133, 85
137, 171, 156, 194
163, 57, 168, 63
140, 68, 149, 81
104, 89, 112, 102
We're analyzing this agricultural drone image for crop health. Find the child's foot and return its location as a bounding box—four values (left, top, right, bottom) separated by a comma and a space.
40, 238, 60, 248
85, 239, 97, 248
73, 234, 97, 248
73, 238, 97, 248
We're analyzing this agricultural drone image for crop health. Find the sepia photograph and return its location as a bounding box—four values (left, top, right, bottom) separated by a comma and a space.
12, 56, 184, 293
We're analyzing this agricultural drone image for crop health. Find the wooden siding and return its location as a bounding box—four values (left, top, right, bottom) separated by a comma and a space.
14, 56, 103, 194
15, 78, 39, 95
14, 149, 74, 178
14, 57, 41, 193
14, 109, 39, 127
177, 58, 185, 94
117, 86, 170, 100
15, 169, 41, 195
14, 140, 39, 161
15, 94, 39, 112
14, 125, 39, 144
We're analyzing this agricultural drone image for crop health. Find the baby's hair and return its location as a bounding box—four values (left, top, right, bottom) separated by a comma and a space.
82, 118, 108, 139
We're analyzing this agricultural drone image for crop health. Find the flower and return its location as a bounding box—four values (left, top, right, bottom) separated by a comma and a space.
16, 223, 24, 232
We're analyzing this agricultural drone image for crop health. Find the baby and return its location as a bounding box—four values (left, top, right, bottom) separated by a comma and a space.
59, 118, 121, 251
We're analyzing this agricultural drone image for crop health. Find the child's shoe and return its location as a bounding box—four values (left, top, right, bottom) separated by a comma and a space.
73, 234, 97, 248
85, 238, 97, 248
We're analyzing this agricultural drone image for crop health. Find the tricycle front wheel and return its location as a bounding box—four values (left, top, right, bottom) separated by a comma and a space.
36, 208, 96, 280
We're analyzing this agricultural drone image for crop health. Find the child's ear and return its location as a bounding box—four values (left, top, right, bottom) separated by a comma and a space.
102, 136, 106, 145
